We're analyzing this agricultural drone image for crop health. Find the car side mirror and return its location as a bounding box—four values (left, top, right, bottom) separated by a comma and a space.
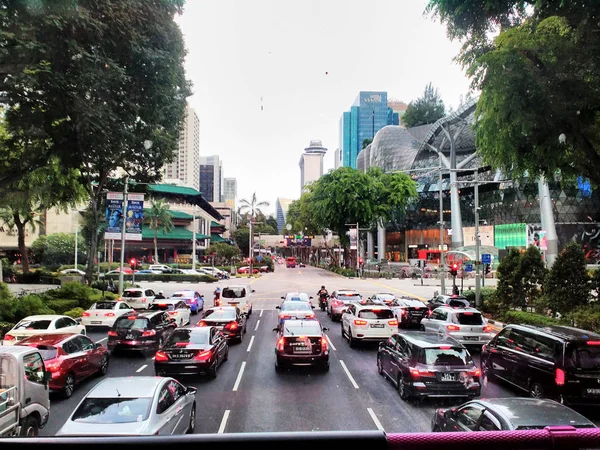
186, 386, 198, 395
275, 306, 281, 309
444, 408, 456, 419
322, 327, 329, 331
252, 289, 256, 293
311, 305, 315, 309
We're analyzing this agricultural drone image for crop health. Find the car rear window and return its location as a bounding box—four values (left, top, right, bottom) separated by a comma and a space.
122, 290, 142, 298
114, 316, 149, 330
14, 320, 51, 330
28, 344, 58, 360
358, 309, 394, 319
339, 294, 361, 301
204, 309, 236, 320
566, 342, 600, 371
448, 299, 469, 308
149, 303, 176, 311
166, 329, 209, 346
222, 287, 246, 298
72, 397, 152, 424
454, 312, 484, 325
94, 302, 117, 310
284, 323, 321, 336
281, 302, 312, 311
421, 347, 471, 366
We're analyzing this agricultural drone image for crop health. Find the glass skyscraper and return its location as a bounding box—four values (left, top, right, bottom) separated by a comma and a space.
339, 91, 399, 168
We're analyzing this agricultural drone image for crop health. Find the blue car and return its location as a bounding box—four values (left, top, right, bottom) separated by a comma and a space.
170, 290, 204, 315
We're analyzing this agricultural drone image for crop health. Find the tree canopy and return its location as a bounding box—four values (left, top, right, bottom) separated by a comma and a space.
401, 82, 446, 128
427, 0, 600, 185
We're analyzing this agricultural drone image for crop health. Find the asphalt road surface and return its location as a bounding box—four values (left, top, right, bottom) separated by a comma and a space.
40, 265, 600, 435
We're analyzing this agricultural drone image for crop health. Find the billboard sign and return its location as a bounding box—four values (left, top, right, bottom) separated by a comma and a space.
349, 228, 358, 250
105, 192, 124, 240
125, 193, 144, 241
105, 192, 144, 241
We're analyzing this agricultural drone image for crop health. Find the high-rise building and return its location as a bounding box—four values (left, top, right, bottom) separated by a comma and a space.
339, 91, 399, 168
275, 198, 294, 233
334, 148, 341, 169
223, 177, 237, 209
299, 140, 327, 192
199, 155, 223, 203
388, 99, 409, 126
162, 105, 200, 190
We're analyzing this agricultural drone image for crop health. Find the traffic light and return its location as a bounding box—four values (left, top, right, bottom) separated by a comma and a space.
129, 258, 137, 270
246, 257, 252, 263
359, 257, 364, 265
449, 263, 458, 277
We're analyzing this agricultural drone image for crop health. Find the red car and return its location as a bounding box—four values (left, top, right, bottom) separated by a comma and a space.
17, 333, 109, 398
237, 266, 259, 274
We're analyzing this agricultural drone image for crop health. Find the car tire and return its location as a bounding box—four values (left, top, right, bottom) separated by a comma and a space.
98, 356, 109, 376
322, 361, 330, 372
207, 361, 218, 379
482, 359, 495, 381
187, 403, 196, 434
348, 330, 357, 348
19, 416, 39, 437
398, 373, 411, 401
244, 325, 247, 334
340, 322, 345, 338
224, 348, 229, 361
63, 373, 75, 399
377, 355, 384, 376
529, 381, 545, 399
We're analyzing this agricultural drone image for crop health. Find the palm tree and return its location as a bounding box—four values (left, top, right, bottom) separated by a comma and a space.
238, 192, 269, 225
144, 200, 173, 263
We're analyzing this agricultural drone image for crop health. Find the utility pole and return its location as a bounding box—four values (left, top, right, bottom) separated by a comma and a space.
74, 226, 78, 270
474, 169, 482, 308
438, 158, 446, 295
192, 207, 197, 271
118, 175, 129, 294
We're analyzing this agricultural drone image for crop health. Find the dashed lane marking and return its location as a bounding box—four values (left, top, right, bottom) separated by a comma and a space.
367, 408, 385, 431
136, 364, 147, 373
339, 360, 359, 389
232, 361, 246, 391
325, 334, 337, 351
247, 336, 255, 352
218, 410, 230, 434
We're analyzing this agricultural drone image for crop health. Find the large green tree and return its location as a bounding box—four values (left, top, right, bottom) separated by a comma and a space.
401, 82, 446, 128
427, 0, 600, 184
0, 0, 191, 282
144, 200, 173, 264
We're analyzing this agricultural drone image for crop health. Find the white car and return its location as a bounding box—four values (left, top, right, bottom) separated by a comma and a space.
120, 288, 157, 309
341, 302, 397, 347
148, 299, 191, 327
148, 264, 173, 273
221, 285, 255, 316
2, 315, 86, 345
60, 268, 86, 275
81, 300, 134, 328
281, 292, 314, 307
420, 306, 495, 346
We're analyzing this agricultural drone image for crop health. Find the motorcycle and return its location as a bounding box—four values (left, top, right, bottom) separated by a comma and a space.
214, 291, 221, 307
319, 293, 329, 311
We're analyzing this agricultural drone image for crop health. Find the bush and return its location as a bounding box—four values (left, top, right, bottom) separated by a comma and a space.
45, 282, 97, 309
462, 287, 499, 311
0, 322, 15, 339
501, 310, 563, 327
13, 294, 55, 319
15, 269, 60, 284
64, 307, 85, 319
568, 305, 600, 333
104, 273, 218, 283
46, 299, 79, 314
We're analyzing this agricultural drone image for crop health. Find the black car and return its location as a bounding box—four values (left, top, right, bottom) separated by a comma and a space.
481, 324, 600, 405
432, 397, 596, 432
107, 310, 177, 354
274, 319, 330, 372
198, 306, 247, 342
377, 332, 481, 401
427, 294, 470, 311
154, 327, 228, 378
389, 297, 428, 328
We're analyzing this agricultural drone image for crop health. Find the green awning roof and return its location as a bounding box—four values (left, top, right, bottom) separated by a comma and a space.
141, 227, 210, 241
148, 184, 202, 196
210, 234, 227, 243
142, 209, 194, 220
211, 221, 225, 228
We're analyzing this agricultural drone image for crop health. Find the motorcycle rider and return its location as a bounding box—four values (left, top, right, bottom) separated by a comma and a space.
317, 286, 328, 297
214, 287, 221, 306
154, 290, 166, 300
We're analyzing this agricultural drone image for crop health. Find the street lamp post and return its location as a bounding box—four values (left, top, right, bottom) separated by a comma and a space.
74, 226, 79, 270
438, 158, 446, 295
118, 175, 130, 294
192, 207, 197, 271
474, 170, 482, 308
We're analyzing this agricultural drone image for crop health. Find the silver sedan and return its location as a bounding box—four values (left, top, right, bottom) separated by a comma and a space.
56, 376, 197, 436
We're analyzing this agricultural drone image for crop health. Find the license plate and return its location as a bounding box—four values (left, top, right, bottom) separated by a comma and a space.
464, 336, 478, 341
171, 353, 192, 359
586, 388, 600, 395
126, 334, 134, 340
293, 346, 311, 353
91, 321, 102, 324
371, 324, 384, 328
440, 373, 456, 381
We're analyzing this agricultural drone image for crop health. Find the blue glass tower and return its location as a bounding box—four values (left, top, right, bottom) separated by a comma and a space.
339, 91, 399, 168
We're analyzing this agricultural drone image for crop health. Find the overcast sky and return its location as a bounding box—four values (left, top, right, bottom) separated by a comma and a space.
176, 0, 471, 215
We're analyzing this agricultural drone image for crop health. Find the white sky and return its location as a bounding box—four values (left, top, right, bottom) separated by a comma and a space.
176, 0, 471, 215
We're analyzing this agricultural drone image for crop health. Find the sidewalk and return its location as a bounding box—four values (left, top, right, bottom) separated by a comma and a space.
6, 284, 59, 295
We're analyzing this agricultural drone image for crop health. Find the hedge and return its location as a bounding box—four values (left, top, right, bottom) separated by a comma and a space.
64, 307, 85, 319
569, 306, 600, 333
103, 273, 218, 283
501, 310, 564, 327
46, 299, 79, 314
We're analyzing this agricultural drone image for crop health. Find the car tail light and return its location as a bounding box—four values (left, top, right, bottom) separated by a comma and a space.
108, 331, 117, 336
175, 342, 189, 347
586, 341, 600, 346
446, 325, 461, 331
482, 325, 493, 332
468, 368, 481, 377
409, 367, 435, 378
279, 314, 291, 319
321, 337, 328, 352
388, 319, 398, 326
3, 334, 15, 341
142, 330, 156, 337
127, 316, 137, 320
555, 368, 566, 386
439, 345, 452, 350
354, 319, 368, 326
155, 351, 168, 361
118, 297, 122, 301
45, 360, 62, 373
332, 300, 342, 307
141, 298, 147, 303
198, 321, 208, 327
168, 311, 178, 316
82, 312, 91, 317
225, 321, 238, 330
215, 300, 221, 306
306, 313, 315, 319
105, 312, 115, 317
194, 350, 212, 361
277, 337, 285, 352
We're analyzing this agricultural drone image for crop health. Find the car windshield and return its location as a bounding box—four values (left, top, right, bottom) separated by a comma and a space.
281, 302, 312, 311
566, 343, 600, 371
284, 323, 321, 336
421, 348, 472, 366
377, 294, 395, 300
453, 312, 484, 325
204, 309, 236, 320
71, 397, 152, 424
358, 309, 394, 319
93, 302, 117, 310
113, 317, 149, 330
122, 290, 142, 298
222, 287, 246, 298
14, 320, 51, 330
166, 329, 209, 346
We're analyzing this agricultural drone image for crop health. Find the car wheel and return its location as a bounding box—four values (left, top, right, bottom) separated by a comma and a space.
19, 416, 39, 437
207, 361, 218, 379
377, 355, 384, 376
322, 361, 330, 372
529, 381, 544, 399
348, 330, 356, 348
432, 425, 441, 432
340, 322, 345, 338
244, 324, 247, 334
187, 403, 196, 434
224, 348, 229, 362
99, 356, 109, 376
63, 373, 75, 399
398, 373, 410, 401
482, 359, 494, 381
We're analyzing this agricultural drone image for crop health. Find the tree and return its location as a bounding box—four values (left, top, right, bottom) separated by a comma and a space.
31, 233, 87, 268
401, 83, 446, 128
265, 216, 279, 233
208, 242, 239, 263
0, 1, 191, 282
144, 200, 173, 264
544, 241, 590, 315
239, 193, 269, 221
496, 248, 523, 309
426, 1, 600, 185
362, 138, 373, 149
233, 228, 250, 257
520, 245, 548, 311
286, 189, 321, 236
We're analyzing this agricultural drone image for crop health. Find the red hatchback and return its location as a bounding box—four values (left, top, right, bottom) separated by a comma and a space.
17, 333, 109, 398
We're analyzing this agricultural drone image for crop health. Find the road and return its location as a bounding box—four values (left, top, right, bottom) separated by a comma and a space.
40, 265, 599, 435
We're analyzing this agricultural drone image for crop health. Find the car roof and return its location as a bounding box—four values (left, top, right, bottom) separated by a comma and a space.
88, 376, 164, 398
436, 306, 481, 313
474, 398, 595, 428
122, 288, 144, 292
281, 301, 312, 308
0, 346, 42, 357
117, 311, 159, 319
285, 292, 308, 296
17, 333, 79, 346
400, 331, 464, 348
374, 293, 394, 296
395, 298, 426, 306
18, 315, 64, 321
509, 324, 600, 341
337, 289, 358, 292
225, 285, 248, 289
153, 299, 183, 304
182, 326, 211, 335
281, 320, 322, 335
206, 306, 237, 312
355, 302, 392, 310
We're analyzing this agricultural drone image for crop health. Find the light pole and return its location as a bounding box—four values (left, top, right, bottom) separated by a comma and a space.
118, 175, 129, 294
438, 158, 446, 295
192, 206, 197, 271
74, 226, 79, 270
474, 169, 482, 308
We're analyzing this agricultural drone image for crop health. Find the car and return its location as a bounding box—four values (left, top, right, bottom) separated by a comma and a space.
107, 311, 177, 354
481, 324, 600, 405
327, 289, 362, 321
341, 301, 397, 347
237, 266, 259, 274
286, 257, 297, 268
105, 268, 133, 275
16, 333, 109, 398
56, 376, 197, 436
120, 287, 157, 309
419, 306, 495, 346
148, 264, 173, 273
198, 306, 247, 342
259, 265, 269, 273
389, 297, 428, 328
2, 315, 86, 345
81, 301, 134, 328
154, 327, 229, 378
299, 262, 306, 268
59, 268, 86, 275
427, 294, 470, 311
281, 292, 314, 307
273, 319, 329, 372
221, 285, 254, 316
432, 397, 596, 432
377, 331, 481, 401
148, 299, 191, 327
276, 301, 316, 328
170, 290, 204, 314
370, 293, 396, 305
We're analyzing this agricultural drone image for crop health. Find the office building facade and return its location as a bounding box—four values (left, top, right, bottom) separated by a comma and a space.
223, 177, 237, 209
162, 105, 200, 191
339, 91, 399, 168
199, 155, 223, 203
299, 140, 327, 192
276, 198, 294, 233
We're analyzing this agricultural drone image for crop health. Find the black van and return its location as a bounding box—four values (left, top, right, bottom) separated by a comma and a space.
481, 324, 600, 405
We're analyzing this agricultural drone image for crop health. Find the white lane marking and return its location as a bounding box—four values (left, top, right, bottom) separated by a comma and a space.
96, 337, 107, 343
232, 361, 246, 391
259, 309, 264, 317
136, 364, 148, 373
325, 334, 336, 351
254, 320, 260, 332
339, 360, 359, 389
217, 409, 230, 434
367, 407, 384, 431
247, 336, 255, 352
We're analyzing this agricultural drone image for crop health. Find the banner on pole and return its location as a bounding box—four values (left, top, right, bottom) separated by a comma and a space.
105, 192, 144, 241
349, 228, 358, 250
125, 194, 144, 241
105, 192, 124, 240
